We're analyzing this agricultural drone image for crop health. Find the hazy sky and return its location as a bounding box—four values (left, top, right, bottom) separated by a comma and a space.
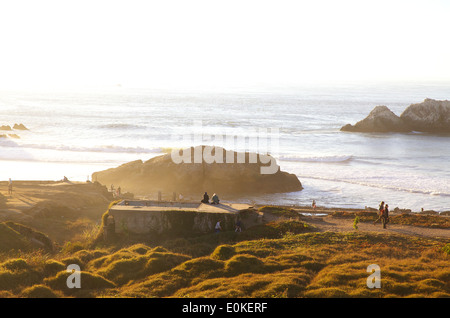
0, 0, 449, 89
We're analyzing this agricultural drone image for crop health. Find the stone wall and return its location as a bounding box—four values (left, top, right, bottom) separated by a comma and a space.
108, 208, 238, 236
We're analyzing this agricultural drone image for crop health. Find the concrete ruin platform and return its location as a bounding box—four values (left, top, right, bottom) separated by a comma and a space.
107, 200, 253, 235
111, 200, 252, 214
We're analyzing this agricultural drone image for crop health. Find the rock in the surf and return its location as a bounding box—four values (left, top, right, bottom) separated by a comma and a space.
400, 98, 450, 133
340, 105, 410, 133
92, 145, 303, 196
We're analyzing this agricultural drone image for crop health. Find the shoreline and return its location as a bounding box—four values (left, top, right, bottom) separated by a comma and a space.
1, 179, 449, 217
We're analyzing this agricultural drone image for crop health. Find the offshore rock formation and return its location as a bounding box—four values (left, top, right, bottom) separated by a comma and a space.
341, 99, 450, 134
13, 123, 29, 130
92, 145, 303, 196
340, 105, 410, 133
400, 99, 450, 133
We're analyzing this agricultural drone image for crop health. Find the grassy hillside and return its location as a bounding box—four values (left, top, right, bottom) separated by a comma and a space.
0, 215, 448, 298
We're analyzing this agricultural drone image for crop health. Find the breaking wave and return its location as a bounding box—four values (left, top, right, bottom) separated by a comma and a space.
299, 175, 450, 198
279, 154, 353, 163
0, 141, 165, 155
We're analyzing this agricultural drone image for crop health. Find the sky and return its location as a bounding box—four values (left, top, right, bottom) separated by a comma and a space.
0, 0, 449, 90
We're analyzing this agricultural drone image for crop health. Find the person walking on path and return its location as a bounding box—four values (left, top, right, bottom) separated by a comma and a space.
373, 201, 385, 224
382, 204, 390, 229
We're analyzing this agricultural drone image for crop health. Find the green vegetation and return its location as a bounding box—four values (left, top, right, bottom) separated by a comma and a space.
0, 201, 448, 298
353, 216, 360, 230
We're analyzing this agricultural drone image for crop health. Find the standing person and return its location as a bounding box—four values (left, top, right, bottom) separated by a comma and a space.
312, 200, 316, 209
374, 201, 385, 224
8, 178, 13, 195
382, 204, 390, 229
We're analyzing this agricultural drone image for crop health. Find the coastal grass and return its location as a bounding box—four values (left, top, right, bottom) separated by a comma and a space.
0, 215, 448, 298
258, 206, 299, 218
331, 211, 450, 228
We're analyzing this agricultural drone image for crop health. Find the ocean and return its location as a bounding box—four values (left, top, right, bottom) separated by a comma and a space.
1, 81, 449, 212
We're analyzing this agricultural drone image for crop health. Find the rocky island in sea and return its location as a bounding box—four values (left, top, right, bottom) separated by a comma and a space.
341, 98, 450, 133
92, 145, 303, 197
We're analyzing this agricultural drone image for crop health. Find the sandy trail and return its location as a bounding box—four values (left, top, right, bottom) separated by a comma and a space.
302, 214, 450, 239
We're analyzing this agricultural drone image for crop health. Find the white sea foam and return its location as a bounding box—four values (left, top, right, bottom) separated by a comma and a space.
0, 141, 165, 155
279, 154, 353, 163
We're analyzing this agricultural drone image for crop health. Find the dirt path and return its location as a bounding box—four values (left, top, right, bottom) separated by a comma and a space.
302, 214, 450, 240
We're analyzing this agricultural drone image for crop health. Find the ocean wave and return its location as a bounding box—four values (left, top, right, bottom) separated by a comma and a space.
99, 123, 146, 130
0, 141, 165, 154
279, 154, 353, 163
299, 175, 450, 197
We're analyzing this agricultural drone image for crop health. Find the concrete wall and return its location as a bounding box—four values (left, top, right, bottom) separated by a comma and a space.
108, 208, 238, 236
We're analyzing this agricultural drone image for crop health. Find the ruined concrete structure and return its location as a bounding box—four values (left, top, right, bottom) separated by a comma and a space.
106, 200, 252, 236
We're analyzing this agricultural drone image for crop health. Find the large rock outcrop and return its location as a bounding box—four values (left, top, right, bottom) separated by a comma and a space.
340, 105, 410, 133
400, 98, 450, 133
341, 99, 450, 133
92, 146, 303, 196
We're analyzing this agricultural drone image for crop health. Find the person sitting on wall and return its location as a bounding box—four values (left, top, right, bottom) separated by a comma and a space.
201, 192, 209, 204
211, 193, 220, 205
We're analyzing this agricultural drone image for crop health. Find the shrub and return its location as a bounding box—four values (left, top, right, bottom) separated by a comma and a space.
0, 269, 41, 290
97, 256, 148, 285
1, 258, 30, 271
96, 250, 190, 285
60, 256, 84, 268
61, 241, 85, 254
128, 244, 152, 255
21, 284, 60, 298
44, 271, 115, 292
173, 257, 225, 279
43, 260, 66, 276
211, 245, 235, 260
353, 216, 360, 230
145, 252, 190, 275
88, 250, 136, 270
441, 243, 450, 255
225, 254, 265, 275
72, 249, 109, 263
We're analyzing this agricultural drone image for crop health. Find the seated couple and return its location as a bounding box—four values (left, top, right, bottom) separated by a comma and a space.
201, 192, 220, 205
